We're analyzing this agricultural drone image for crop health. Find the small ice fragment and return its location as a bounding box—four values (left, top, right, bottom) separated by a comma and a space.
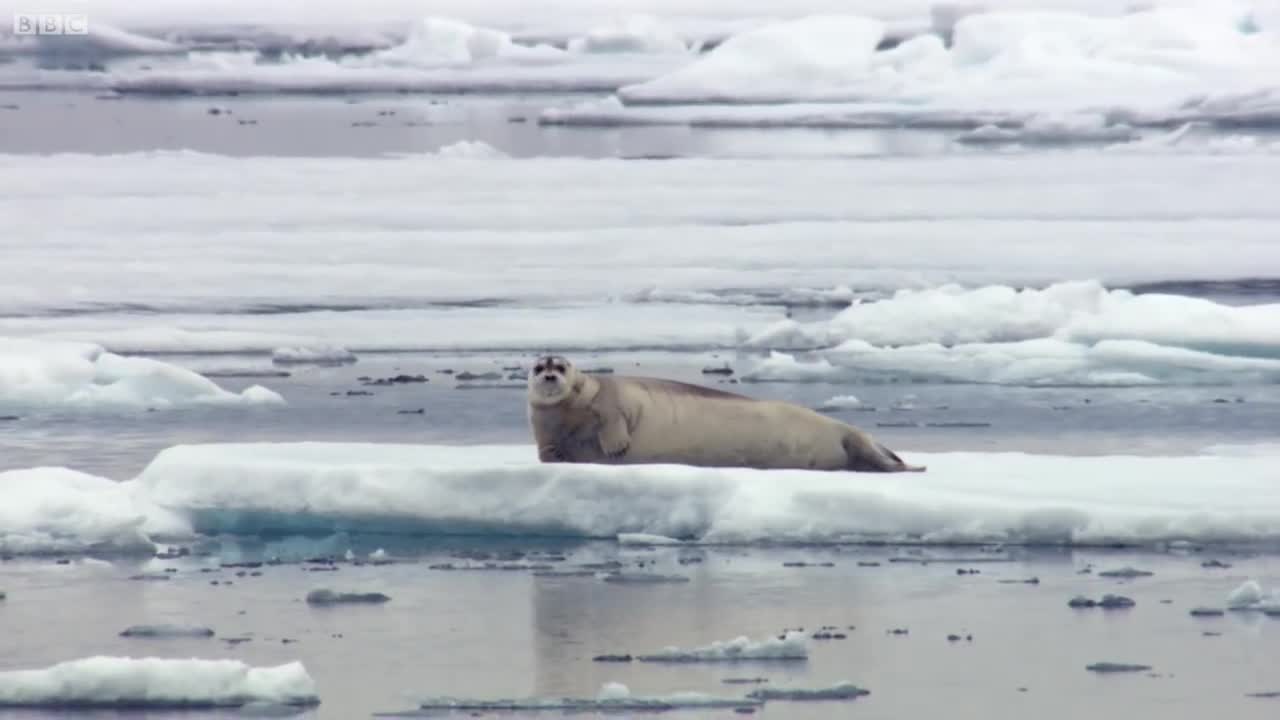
1098, 594, 1135, 609
1086, 662, 1152, 673
119, 624, 215, 638
746, 682, 869, 701
596, 682, 631, 701
817, 395, 860, 410
304, 589, 390, 605
602, 572, 689, 584
1098, 567, 1154, 578
1227, 580, 1264, 609
1190, 607, 1225, 617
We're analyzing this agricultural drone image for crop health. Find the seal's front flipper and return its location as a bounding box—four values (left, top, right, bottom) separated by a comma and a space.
877, 442, 926, 472
597, 414, 631, 460
539, 443, 568, 463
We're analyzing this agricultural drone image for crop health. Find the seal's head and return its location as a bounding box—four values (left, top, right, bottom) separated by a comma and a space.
527, 354, 578, 406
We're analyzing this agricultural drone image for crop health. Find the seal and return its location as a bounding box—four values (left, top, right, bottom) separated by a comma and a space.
526, 355, 925, 473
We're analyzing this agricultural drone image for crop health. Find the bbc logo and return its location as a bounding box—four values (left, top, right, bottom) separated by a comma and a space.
13, 13, 90, 35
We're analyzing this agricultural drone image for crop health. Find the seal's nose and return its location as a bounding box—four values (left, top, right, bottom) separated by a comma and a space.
542, 374, 557, 383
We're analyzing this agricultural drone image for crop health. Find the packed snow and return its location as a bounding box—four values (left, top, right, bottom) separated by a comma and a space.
637, 632, 809, 662
0, 338, 284, 411
130, 442, 1280, 547
0, 657, 318, 708
0, 466, 184, 556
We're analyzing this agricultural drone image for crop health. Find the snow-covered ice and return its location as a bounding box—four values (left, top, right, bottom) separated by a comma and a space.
0, 466, 184, 556
637, 631, 809, 662
130, 441, 1280, 547
0, 657, 318, 708
0, 338, 284, 411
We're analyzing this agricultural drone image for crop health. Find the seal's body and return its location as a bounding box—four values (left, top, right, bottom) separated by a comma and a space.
526, 355, 925, 473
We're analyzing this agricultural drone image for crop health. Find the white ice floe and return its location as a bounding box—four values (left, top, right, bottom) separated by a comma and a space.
428, 140, 509, 159
618, 532, 685, 546
816, 394, 862, 409
0, 467, 186, 556
739, 281, 1280, 386
270, 345, 357, 366
418, 680, 758, 711
638, 632, 809, 662
5, 304, 779, 355
0, 657, 318, 708
547, 5, 1280, 128
0, 338, 285, 411
132, 442, 1280, 546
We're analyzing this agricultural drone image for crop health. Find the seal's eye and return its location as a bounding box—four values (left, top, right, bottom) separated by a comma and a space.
533, 364, 544, 373
553, 363, 565, 373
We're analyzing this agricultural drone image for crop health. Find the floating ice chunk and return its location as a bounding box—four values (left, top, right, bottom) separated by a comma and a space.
304, 589, 391, 605
618, 532, 684, 546
602, 572, 690, 584
1086, 662, 1152, 673
816, 395, 862, 410
638, 631, 808, 662
0, 657, 318, 708
417, 681, 758, 712
569, 15, 689, 55
596, 682, 631, 701
619, 15, 887, 105
0, 338, 285, 411
432, 140, 508, 158
747, 681, 870, 700
134, 442, 1280, 547
0, 467, 173, 556
270, 346, 356, 366
119, 624, 215, 638
1227, 580, 1265, 609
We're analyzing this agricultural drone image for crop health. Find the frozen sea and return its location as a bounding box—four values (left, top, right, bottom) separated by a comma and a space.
2, 1, 1280, 718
